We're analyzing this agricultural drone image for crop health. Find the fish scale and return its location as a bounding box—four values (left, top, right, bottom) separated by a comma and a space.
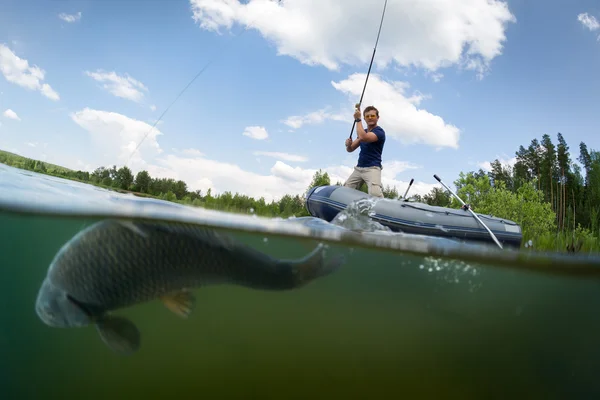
48, 219, 302, 310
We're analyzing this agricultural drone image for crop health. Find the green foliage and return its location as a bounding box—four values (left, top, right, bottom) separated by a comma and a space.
485, 181, 556, 242
534, 225, 600, 254
422, 187, 451, 207
382, 185, 398, 199
452, 170, 493, 209
133, 170, 151, 193
308, 169, 331, 189
452, 173, 557, 243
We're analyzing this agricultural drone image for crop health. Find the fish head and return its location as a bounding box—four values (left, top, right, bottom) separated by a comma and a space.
35, 277, 92, 328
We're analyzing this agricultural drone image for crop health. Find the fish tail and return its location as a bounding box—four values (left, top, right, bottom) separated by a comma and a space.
287, 243, 344, 287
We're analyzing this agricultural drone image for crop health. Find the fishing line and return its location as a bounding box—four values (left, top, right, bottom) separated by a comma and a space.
125, 0, 283, 166
349, 0, 389, 140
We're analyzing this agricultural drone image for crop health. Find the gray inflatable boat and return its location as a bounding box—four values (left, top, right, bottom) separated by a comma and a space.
305, 185, 523, 249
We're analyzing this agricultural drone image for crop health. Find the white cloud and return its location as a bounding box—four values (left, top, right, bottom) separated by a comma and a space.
26, 142, 37, 147
253, 151, 308, 162
181, 148, 204, 157
0, 44, 60, 101
65, 108, 435, 203
59, 12, 82, 23
284, 73, 460, 149
150, 105, 157, 111
190, 0, 515, 78
3, 109, 20, 121
283, 107, 345, 130
242, 125, 269, 140
578, 12, 600, 31
382, 160, 421, 176
70, 108, 163, 170
85, 70, 149, 102
430, 72, 444, 83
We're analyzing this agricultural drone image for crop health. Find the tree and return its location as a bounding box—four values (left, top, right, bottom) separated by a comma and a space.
539, 134, 557, 204
556, 133, 571, 230
452, 171, 493, 209
489, 159, 513, 190
423, 187, 452, 207
114, 166, 134, 190
173, 180, 188, 200
91, 167, 110, 184
308, 169, 330, 189
382, 184, 398, 199
133, 170, 151, 193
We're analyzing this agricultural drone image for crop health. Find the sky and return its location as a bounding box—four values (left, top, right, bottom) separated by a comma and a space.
0, 0, 599, 202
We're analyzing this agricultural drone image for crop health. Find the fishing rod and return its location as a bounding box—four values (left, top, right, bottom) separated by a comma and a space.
433, 174, 504, 250
349, 0, 389, 140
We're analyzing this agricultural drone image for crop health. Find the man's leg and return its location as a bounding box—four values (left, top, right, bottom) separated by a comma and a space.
363, 167, 384, 198
343, 167, 364, 189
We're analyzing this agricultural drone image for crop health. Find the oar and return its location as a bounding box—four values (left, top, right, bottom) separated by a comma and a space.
401, 178, 414, 200
433, 174, 503, 250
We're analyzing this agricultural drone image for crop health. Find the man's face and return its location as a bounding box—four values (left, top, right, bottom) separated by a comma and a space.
364, 109, 379, 127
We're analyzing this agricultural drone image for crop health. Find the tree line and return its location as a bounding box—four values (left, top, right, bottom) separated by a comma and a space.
1, 132, 598, 252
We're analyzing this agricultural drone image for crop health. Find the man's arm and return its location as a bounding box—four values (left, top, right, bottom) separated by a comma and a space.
356, 122, 380, 143
346, 138, 360, 152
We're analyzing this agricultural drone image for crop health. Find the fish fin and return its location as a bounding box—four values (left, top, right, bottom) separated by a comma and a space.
160, 290, 195, 318
116, 220, 150, 238
287, 244, 345, 287
95, 315, 141, 356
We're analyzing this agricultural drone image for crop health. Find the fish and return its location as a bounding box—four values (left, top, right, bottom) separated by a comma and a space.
34, 219, 344, 356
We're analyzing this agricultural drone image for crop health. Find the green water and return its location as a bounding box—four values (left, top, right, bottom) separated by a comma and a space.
2, 210, 600, 399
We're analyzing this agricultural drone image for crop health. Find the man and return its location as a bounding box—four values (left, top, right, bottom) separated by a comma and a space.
343, 104, 385, 197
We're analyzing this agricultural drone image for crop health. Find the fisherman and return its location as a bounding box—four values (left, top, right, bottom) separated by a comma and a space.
343, 104, 386, 198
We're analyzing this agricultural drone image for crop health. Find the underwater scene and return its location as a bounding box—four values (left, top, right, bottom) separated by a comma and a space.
2, 162, 600, 399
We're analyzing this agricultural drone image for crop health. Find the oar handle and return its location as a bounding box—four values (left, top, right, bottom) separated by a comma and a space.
401, 178, 414, 200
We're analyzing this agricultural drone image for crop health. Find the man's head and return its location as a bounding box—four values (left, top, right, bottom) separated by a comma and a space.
363, 106, 379, 127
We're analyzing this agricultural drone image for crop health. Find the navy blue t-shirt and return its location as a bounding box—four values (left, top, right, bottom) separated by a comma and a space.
357, 126, 386, 168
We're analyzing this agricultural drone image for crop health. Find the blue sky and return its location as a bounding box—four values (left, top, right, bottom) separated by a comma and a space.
0, 0, 599, 202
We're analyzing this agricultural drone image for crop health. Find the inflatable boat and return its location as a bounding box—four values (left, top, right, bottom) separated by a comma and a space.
304, 185, 523, 249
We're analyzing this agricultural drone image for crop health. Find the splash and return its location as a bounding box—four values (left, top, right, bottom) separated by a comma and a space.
330, 197, 391, 233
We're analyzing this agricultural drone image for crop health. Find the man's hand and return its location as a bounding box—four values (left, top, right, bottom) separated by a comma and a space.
353, 107, 361, 120
345, 138, 352, 147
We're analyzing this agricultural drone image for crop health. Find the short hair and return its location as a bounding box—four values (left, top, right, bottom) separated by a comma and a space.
363, 106, 379, 117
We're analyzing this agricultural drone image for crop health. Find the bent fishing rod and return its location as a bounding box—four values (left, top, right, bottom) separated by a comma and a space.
349, 0, 389, 140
